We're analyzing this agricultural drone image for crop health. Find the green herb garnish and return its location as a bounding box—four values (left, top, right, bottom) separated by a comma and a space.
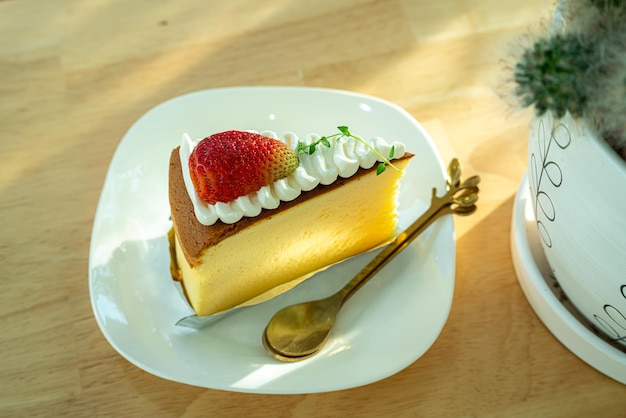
296, 126, 399, 175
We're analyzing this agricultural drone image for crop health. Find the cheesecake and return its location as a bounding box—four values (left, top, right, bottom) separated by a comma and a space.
168, 129, 413, 316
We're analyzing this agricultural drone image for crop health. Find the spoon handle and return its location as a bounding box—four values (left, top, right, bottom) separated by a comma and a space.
337, 158, 480, 303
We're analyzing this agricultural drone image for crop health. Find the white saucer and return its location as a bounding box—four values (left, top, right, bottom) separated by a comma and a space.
511, 173, 626, 384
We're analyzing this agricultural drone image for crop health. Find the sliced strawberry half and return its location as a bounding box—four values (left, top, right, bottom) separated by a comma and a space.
188, 130, 299, 205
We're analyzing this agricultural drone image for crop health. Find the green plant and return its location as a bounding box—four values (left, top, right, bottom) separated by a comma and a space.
296, 126, 398, 175
512, 0, 626, 159
514, 34, 593, 118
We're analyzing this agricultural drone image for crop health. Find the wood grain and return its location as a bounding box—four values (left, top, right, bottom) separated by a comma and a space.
2, 0, 625, 416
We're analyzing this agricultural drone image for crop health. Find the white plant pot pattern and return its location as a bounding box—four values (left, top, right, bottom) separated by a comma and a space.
528, 112, 626, 348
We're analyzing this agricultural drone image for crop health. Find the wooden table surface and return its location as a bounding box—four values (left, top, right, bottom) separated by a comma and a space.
2, 0, 625, 416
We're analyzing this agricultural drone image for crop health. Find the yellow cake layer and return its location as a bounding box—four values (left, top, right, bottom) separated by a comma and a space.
175, 157, 411, 316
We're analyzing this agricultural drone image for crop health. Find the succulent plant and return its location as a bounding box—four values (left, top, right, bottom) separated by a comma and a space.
584, 25, 626, 154
514, 34, 593, 118
512, 0, 626, 159
589, 0, 624, 9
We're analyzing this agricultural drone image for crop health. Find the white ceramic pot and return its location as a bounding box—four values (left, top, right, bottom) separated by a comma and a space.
527, 112, 626, 347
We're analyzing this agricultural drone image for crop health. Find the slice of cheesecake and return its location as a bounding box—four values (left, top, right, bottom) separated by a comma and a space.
168, 132, 413, 316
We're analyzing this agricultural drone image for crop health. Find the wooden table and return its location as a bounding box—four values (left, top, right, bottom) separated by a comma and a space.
2, 0, 625, 416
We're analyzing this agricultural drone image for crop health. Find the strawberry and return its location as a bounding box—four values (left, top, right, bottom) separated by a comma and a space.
188, 130, 299, 205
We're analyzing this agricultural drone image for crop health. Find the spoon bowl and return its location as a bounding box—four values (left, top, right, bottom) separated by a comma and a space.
263, 292, 342, 358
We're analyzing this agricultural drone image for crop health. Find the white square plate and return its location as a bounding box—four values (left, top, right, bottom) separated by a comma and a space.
89, 86, 455, 393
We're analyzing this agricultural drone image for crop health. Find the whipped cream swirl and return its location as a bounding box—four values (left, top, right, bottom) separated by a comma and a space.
179, 130, 406, 225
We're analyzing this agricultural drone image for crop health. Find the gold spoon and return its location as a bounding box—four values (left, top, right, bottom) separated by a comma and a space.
262, 159, 480, 362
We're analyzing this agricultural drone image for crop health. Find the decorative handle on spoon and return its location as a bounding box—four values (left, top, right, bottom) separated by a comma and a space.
337, 158, 480, 303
